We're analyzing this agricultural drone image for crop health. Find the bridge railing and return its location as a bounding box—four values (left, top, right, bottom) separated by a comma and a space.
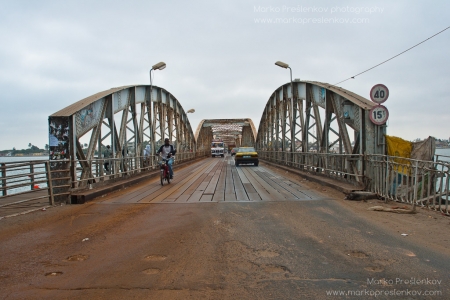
72, 150, 207, 189
365, 154, 449, 214
258, 150, 363, 184
259, 150, 450, 215
0, 160, 70, 207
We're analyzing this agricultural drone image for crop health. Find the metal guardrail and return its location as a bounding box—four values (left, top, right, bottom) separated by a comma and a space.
0, 160, 70, 207
72, 151, 205, 188
366, 154, 450, 214
259, 150, 450, 215
0, 151, 207, 208
258, 150, 363, 184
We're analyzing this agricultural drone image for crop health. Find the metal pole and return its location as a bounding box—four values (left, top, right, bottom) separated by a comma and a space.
149, 68, 155, 166
288, 67, 295, 165
149, 69, 154, 103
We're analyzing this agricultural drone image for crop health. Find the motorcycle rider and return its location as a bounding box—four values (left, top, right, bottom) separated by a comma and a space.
156, 138, 176, 179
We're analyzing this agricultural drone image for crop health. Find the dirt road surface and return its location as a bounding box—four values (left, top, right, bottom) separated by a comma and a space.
1, 162, 449, 299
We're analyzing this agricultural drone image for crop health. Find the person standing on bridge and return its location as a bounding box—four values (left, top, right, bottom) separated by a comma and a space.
143, 144, 151, 168
103, 145, 112, 172
157, 138, 176, 179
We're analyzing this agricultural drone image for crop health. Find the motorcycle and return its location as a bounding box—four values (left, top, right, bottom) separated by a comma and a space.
159, 152, 175, 186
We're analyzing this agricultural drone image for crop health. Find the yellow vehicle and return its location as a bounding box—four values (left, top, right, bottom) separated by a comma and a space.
234, 147, 258, 167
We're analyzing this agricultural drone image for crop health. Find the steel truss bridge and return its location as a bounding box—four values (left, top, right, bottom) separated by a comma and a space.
45, 80, 449, 216
49, 85, 199, 199
48, 81, 384, 198
195, 119, 257, 151
256, 80, 384, 184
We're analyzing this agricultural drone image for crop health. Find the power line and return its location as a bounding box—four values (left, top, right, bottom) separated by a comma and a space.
331, 26, 450, 86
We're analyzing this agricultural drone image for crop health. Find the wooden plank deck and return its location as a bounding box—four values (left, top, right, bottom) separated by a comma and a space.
103, 155, 324, 204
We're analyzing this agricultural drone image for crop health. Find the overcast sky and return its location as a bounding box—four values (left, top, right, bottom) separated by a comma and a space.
0, 0, 449, 150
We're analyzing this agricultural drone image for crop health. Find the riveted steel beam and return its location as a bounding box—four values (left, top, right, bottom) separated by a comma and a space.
256, 81, 385, 184
49, 85, 197, 192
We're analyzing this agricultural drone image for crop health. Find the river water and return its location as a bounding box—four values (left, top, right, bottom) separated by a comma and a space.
0, 156, 49, 195
435, 148, 450, 162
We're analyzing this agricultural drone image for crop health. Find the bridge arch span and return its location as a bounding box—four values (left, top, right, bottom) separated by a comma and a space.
49, 84, 198, 192
256, 81, 385, 183
195, 118, 257, 153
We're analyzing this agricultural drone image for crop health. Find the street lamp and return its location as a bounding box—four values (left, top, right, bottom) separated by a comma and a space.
275, 61, 294, 153
149, 61, 166, 158
275, 61, 292, 83
149, 61, 166, 102
186, 109, 195, 113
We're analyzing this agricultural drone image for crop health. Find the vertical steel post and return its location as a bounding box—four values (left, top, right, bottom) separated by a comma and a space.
46, 161, 54, 205
1, 163, 6, 196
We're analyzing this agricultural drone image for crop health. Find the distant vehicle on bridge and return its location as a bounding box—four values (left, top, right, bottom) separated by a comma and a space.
235, 147, 258, 166
211, 140, 225, 158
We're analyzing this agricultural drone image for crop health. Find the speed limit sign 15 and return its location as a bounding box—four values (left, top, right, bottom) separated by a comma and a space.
370, 84, 389, 104
369, 105, 389, 125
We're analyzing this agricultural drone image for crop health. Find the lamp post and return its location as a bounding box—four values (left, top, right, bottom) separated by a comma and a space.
149, 62, 166, 160
275, 61, 295, 154
149, 61, 166, 103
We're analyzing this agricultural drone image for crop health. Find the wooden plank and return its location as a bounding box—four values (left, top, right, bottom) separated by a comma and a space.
224, 165, 236, 201
254, 170, 297, 199
246, 192, 261, 201
187, 190, 203, 202
232, 169, 244, 190
199, 194, 213, 202
142, 159, 214, 203
196, 181, 209, 191
175, 194, 191, 202
212, 191, 224, 202
203, 173, 220, 195
161, 173, 205, 200
256, 167, 318, 200
224, 166, 234, 194
161, 197, 177, 203
236, 167, 250, 184
235, 189, 249, 201
245, 167, 289, 200
240, 167, 275, 201
177, 161, 219, 198
120, 163, 205, 203
243, 183, 257, 193
182, 173, 208, 195
212, 163, 226, 202
232, 169, 248, 201
224, 192, 236, 201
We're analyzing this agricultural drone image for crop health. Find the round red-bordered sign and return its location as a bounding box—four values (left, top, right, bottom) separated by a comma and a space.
370, 84, 389, 104
369, 105, 389, 125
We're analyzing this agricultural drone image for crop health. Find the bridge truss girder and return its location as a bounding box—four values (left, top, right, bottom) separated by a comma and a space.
256, 81, 386, 183
49, 85, 196, 189
195, 119, 257, 151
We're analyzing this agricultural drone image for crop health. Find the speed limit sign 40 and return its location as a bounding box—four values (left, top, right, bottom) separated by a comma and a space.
369, 105, 389, 125
370, 84, 389, 104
